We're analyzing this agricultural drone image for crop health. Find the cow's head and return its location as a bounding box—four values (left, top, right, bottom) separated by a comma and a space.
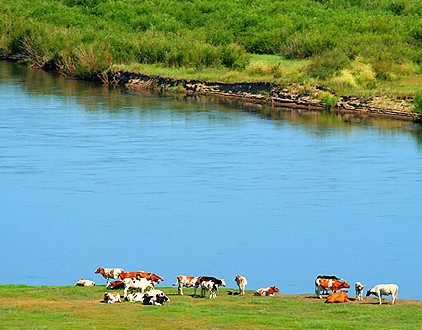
220, 279, 226, 287
95, 268, 102, 274
343, 282, 351, 288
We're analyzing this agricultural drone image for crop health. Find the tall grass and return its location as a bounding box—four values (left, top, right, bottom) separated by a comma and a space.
0, 0, 421, 93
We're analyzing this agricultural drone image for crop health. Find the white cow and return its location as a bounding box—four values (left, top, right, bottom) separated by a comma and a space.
194, 276, 226, 297
366, 284, 399, 305
123, 277, 154, 299
355, 282, 365, 301
235, 275, 247, 296
126, 289, 170, 305
173, 275, 199, 295
201, 280, 219, 299
75, 278, 96, 287
103, 292, 121, 303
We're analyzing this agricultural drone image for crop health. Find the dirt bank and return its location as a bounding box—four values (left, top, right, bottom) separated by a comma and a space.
104, 71, 417, 122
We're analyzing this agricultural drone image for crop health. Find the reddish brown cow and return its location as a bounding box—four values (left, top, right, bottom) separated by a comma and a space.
118, 271, 164, 284
107, 280, 125, 290
325, 290, 349, 303
118, 271, 143, 280
254, 286, 280, 296
315, 278, 350, 299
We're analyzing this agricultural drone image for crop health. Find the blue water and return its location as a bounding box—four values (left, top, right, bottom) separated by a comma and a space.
1, 61, 421, 300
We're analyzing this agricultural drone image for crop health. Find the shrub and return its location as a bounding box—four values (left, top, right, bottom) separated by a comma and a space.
412, 91, 422, 122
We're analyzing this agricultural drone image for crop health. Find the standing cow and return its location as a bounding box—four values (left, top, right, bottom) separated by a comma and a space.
95, 267, 125, 285
366, 284, 399, 305
315, 277, 350, 299
355, 282, 365, 301
194, 276, 226, 298
173, 275, 199, 295
235, 275, 248, 296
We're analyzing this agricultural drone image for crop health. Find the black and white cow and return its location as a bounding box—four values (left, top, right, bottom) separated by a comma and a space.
194, 276, 226, 298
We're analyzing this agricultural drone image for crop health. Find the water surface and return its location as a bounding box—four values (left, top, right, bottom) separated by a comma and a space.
1, 61, 421, 299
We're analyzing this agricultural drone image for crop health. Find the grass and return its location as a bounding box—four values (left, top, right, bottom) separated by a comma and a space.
0, 285, 421, 329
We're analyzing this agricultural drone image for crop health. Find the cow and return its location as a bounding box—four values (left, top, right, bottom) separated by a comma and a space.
173, 275, 199, 295
142, 289, 171, 306
200, 280, 220, 299
315, 278, 350, 299
254, 286, 280, 296
325, 290, 349, 303
123, 277, 154, 299
194, 276, 226, 297
366, 284, 399, 305
119, 271, 164, 285
355, 282, 365, 301
235, 275, 248, 296
75, 278, 96, 287
103, 292, 121, 304
95, 268, 124, 285
106, 280, 125, 290
315, 275, 343, 295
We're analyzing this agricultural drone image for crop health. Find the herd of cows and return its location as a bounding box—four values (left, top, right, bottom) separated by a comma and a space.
73, 268, 400, 306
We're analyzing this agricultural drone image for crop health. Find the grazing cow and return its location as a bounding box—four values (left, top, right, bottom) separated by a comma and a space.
355, 282, 365, 301
106, 280, 125, 290
194, 276, 226, 297
315, 278, 350, 299
254, 286, 280, 296
325, 290, 349, 303
173, 275, 199, 295
235, 275, 248, 296
366, 284, 399, 305
75, 278, 96, 287
123, 277, 154, 299
103, 292, 121, 304
142, 289, 171, 306
95, 268, 124, 284
119, 271, 164, 284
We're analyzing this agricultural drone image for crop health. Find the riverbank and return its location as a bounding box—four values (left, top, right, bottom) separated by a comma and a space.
0, 285, 421, 329
105, 70, 417, 122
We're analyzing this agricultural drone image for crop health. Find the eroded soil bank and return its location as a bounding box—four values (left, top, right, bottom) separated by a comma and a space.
104, 71, 416, 122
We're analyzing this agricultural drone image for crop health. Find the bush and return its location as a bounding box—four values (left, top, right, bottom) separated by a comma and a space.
412, 91, 422, 122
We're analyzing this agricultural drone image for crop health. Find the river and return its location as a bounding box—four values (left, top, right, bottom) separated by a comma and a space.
1, 61, 421, 300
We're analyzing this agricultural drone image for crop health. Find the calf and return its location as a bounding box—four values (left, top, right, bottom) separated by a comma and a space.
103, 292, 121, 304
315, 278, 350, 299
75, 278, 95, 287
95, 267, 124, 285
325, 290, 349, 303
366, 284, 399, 305
200, 280, 219, 299
123, 277, 154, 299
173, 275, 199, 295
106, 280, 125, 290
355, 282, 365, 301
235, 275, 248, 296
194, 276, 226, 297
254, 286, 280, 296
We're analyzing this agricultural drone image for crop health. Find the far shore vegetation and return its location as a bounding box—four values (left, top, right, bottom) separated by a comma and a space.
0, 285, 421, 329
1, 0, 422, 116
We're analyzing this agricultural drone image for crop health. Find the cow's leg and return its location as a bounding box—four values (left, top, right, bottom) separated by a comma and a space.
178, 285, 183, 296
193, 285, 197, 297
378, 294, 382, 305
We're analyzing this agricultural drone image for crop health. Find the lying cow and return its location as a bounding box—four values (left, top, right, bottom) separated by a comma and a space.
315, 278, 350, 299
75, 278, 96, 287
123, 277, 154, 299
235, 275, 248, 296
366, 284, 399, 305
95, 267, 125, 285
355, 282, 365, 301
173, 275, 199, 295
126, 289, 170, 306
254, 286, 280, 296
103, 292, 121, 304
142, 289, 171, 306
325, 290, 349, 303
194, 276, 226, 298
106, 280, 125, 290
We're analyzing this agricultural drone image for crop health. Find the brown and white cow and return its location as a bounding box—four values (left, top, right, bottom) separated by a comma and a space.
122, 277, 154, 299
119, 271, 164, 285
75, 278, 96, 287
325, 290, 349, 303
254, 286, 280, 296
95, 267, 124, 285
235, 275, 248, 296
173, 275, 199, 295
103, 292, 121, 304
315, 278, 350, 299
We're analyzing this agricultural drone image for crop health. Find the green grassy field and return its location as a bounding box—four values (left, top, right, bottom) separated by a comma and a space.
0, 285, 421, 329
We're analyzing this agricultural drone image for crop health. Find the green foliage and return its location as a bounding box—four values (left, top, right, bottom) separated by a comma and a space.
412, 91, 422, 121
